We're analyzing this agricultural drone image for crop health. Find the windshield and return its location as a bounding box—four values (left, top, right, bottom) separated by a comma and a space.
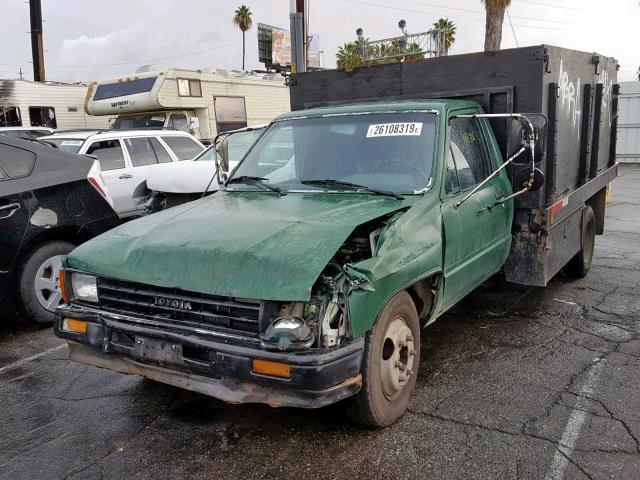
229, 112, 436, 194
41, 138, 84, 154
193, 128, 264, 163
113, 114, 166, 130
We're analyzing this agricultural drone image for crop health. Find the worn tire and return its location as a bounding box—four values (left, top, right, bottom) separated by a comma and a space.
345, 291, 420, 427
18, 241, 75, 325
566, 206, 596, 278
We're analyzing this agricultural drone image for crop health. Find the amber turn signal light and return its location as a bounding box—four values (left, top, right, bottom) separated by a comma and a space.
251, 359, 291, 379
59, 270, 69, 303
62, 318, 87, 334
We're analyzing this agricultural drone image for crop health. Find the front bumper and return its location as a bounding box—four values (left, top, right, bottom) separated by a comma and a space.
54, 304, 364, 409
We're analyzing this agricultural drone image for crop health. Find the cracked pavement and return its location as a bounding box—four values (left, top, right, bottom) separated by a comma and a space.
0, 165, 638, 480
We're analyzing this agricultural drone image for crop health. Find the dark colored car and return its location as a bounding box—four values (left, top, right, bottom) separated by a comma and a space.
0, 136, 120, 324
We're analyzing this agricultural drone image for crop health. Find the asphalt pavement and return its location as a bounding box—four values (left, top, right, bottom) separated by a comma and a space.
1, 165, 639, 480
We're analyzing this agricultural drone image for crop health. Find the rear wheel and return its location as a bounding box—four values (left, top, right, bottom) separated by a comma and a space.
18, 241, 75, 325
345, 291, 420, 427
566, 206, 596, 278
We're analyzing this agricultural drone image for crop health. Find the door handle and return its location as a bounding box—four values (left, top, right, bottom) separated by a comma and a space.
119, 174, 132, 179
0, 203, 20, 219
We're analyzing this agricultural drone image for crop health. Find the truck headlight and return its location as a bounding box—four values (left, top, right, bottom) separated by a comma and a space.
71, 273, 98, 303
261, 316, 315, 351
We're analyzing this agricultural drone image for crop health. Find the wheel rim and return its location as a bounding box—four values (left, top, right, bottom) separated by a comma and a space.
34, 255, 65, 312
380, 317, 416, 401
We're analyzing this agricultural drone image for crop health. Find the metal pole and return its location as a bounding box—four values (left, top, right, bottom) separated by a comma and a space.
290, 0, 306, 73
29, 0, 45, 82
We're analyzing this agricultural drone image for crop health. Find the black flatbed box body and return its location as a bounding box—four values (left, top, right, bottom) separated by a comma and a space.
289, 45, 619, 286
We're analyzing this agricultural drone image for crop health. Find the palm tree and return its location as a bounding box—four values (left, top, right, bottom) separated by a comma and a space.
481, 0, 511, 52
233, 5, 253, 70
432, 18, 456, 55
336, 42, 362, 72
404, 42, 425, 63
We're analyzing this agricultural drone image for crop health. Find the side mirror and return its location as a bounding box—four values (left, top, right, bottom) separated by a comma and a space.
189, 116, 200, 133
216, 135, 230, 173
507, 114, 548, 165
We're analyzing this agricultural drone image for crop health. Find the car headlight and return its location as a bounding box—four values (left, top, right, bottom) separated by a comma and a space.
71, 273, 98, 303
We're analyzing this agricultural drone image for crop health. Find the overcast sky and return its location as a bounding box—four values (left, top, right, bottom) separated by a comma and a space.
1, 0, 639, 83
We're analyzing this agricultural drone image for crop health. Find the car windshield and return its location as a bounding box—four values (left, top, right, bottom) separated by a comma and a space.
113, 114, 166, 130
228, 112, 436, 194
41, 138, 84, 154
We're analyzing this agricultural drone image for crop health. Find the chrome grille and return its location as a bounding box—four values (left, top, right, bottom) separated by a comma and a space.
97, 278, 261, 336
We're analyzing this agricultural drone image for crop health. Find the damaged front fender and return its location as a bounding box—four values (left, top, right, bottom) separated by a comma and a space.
345, 194, 444, 337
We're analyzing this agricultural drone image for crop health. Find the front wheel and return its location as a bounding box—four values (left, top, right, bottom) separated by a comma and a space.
345, 291, 420, 427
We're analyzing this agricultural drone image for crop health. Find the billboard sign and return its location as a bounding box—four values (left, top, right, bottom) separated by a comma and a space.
271, 27, 291, 66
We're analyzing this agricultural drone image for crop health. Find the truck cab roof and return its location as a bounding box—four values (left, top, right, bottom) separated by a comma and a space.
274, 99, 481, 121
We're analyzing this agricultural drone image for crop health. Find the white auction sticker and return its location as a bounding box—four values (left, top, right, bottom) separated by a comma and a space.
366, 122, 423, 138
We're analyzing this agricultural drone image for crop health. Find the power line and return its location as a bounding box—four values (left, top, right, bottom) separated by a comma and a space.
398, 0, 581, 25
345, 0, 579, 32
506, 9, 519, 47
0, 39, 243, 69
513, 0, 596, 13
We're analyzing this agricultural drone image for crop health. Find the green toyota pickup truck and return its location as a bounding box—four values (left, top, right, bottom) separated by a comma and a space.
54, 46, 618, 426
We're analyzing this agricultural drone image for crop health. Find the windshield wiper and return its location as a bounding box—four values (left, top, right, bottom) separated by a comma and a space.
225, 176, 284, 195
301, 179, 404, 200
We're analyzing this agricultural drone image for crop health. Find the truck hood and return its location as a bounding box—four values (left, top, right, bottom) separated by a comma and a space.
66, 191, 418, 301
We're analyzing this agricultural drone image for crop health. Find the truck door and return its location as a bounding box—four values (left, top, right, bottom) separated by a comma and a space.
0, 143, 34, 275
440, 114, 507, 306
85, 139, 134, 215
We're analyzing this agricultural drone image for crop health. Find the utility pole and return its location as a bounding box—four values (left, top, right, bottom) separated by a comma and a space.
290, 0, 307, 73
29, 0, 46, 82
18, 68, 24, 80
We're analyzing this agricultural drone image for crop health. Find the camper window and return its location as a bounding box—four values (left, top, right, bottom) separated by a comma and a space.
177, 78, 202, 97
29, 106, 57, 129
0, 107, 21, 127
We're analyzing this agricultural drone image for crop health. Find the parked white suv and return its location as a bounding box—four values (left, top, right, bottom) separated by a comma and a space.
40, 129, 205, 217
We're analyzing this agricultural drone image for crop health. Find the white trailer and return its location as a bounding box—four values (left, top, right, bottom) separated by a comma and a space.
0, 79, 111, 131
616, 81, 640, 164
84, 68, 290, 142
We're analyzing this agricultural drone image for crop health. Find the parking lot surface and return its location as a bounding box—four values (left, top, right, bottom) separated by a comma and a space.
1, 165, 638, 480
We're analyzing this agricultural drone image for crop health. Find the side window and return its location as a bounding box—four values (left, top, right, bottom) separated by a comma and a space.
0, 143, 36, 178
0, 107, 21, 127
86, 140, 126, 171
149, 137, 173, 163
29, 106, 57, 129
444, 147, 459, 194
124, 137, 158, 166
161, 136, 203, 160
449, 117, 490, 190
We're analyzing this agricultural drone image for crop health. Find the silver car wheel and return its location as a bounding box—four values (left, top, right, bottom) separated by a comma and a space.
34, 254, 65, 312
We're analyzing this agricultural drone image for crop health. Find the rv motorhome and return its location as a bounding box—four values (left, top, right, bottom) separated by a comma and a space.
84, 68, 290, 143
0, 79, 111, 131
